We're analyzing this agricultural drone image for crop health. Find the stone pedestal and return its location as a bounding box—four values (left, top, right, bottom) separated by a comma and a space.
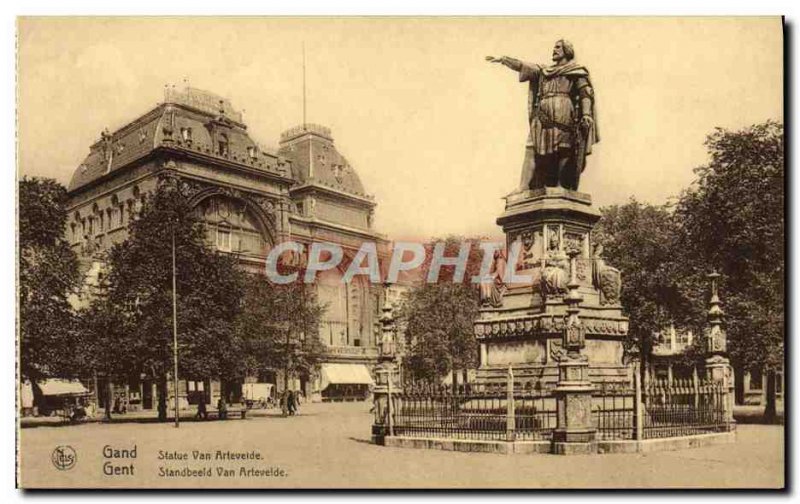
475, 187, 629, 389
552, 357, 597, 454
706, 355, 735, 428
371, 362, 401, 445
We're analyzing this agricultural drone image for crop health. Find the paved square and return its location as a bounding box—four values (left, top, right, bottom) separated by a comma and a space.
19, 402, 784, 489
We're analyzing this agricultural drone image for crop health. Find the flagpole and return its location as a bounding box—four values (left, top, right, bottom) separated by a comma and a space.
172, 227, 180, 428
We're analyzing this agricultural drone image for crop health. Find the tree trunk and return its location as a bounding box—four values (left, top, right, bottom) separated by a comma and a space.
157, 375, 168, 422
734, 364, 745, 405
764, 369, 777, 424
104, 379, 113, 421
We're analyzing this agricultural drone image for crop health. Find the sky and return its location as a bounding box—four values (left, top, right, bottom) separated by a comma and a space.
17, 17, 783, 241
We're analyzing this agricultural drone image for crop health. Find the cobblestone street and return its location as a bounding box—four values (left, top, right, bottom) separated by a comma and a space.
19, 402, 784, 489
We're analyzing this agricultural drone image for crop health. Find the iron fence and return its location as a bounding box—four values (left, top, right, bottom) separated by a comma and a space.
592, 382, 636, 440
375, 375, 731, 443
643, 378, 729, 439
389, 382, 556, 441
514, 389, 557, 441
392, 383, 506, 440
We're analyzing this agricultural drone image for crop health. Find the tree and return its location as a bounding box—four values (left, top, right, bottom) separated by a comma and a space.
18, 177, 81, 381
74, 291, 131, 420
399, 236, 483, 383
674, 121, 784, 422
94, 177, 246, 420
235, 273, 325, 389
593, 199, 694, 371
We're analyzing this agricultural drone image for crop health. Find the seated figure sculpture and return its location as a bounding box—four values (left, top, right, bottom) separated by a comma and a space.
541, 233, 568, 297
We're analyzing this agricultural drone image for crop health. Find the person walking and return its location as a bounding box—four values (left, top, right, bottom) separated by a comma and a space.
195, 396, 207, 420
287, 390, 296, 416
217, 397, 228, 420
280, 390, 289, 417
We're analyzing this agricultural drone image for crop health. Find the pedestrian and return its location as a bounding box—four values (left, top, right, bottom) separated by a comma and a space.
293, 390, 302, 414
280, 390, 289, 417
217, 396, 228, 420
195, 396, 207, 420
287, 390, 296, 416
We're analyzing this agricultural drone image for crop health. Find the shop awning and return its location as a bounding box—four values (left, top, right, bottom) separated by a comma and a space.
320, 364, 374, 390
37, 379, 89, 396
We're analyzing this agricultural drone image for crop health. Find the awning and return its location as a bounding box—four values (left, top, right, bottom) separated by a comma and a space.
37, 379, 89, 396
243, 383, 274, 401
320, 364, 374, 390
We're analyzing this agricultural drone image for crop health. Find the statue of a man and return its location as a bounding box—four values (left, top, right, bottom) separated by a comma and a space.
487, 39, 599, 191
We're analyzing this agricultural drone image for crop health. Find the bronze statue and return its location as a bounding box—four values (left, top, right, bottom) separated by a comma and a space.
487, 39, 598, 191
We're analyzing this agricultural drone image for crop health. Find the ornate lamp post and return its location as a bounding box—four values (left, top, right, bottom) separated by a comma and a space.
705, 272, 727, 355
704, 272, 735, 428
552, 247, 597, 454
371, 286, 401, 445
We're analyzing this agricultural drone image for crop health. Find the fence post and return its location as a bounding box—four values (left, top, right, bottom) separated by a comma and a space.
634, 362, 643, 442
506, 365, 516, 442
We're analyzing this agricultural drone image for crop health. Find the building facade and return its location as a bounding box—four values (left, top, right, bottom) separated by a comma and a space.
66, 87, 387, 408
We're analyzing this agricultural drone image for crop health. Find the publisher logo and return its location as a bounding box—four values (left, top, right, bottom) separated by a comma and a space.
51, 445, 77, 471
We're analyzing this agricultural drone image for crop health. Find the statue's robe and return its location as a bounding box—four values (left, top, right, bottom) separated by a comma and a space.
517, 61, 599, 189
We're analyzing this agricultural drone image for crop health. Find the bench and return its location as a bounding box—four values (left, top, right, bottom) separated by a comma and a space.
204, 406, 247, 420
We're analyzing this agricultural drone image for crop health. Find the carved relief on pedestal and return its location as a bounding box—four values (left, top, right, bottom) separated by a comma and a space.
591, 244, 622, 305
575, 258, 590, 283
507, 228, 543, 275
541, 230, 568, 298
564, 232, 583, 257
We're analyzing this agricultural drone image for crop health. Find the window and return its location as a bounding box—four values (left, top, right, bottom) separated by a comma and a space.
118, 205, 124, 226
187, 380, 203, 392
107, 208, 115, 229
88, 217, 94, 236
181, 127, 193, 143
247, 146, 258, 160
749, 369, 763, 390
296, 202, 304, 216
218, 133, 229, 156
216, 227, 231, 252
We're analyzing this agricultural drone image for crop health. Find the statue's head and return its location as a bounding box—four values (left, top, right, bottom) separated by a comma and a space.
549, 231, 560, 250
552, 39, 575, 63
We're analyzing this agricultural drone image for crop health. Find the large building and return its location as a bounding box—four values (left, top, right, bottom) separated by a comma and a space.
66, 86, 387, 407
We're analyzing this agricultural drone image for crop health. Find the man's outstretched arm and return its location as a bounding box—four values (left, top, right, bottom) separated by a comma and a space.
485, 55, 523, 71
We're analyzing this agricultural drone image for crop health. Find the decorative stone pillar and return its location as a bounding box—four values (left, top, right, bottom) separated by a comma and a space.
552, 247, 597, 454
371, 290, 402, 445
704, 272, 735, 428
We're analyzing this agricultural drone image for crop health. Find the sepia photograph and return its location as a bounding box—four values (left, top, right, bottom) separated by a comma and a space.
14, 15, 784, 489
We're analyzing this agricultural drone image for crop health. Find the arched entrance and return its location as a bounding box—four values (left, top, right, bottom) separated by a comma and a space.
190, 191, 275, 258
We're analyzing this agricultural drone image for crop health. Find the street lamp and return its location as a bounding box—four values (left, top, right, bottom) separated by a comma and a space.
172, 226, 180, 428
